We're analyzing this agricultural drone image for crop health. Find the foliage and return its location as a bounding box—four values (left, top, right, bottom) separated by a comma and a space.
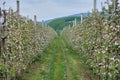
61, 0, 120, 80
0, 8, 57, 80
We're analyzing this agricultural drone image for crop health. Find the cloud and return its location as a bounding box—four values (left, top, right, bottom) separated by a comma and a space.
0, 0, 112, 21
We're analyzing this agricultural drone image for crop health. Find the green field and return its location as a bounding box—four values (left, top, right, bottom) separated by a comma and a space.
21, 37, 98, 80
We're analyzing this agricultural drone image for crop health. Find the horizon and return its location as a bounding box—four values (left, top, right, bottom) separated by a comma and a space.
0, 0, 114, 21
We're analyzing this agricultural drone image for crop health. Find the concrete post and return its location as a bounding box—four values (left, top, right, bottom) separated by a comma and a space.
42, 20, 44, 27
114, 0, 118, 12
73, 21, 75, 27
81, 14, 83, 24
16, 0, 20, 15
69, 24, 71, 29
3, 2, 6, 10
0, 8, 1, 17
93, 0, 97, 13
74, 18, 77, 26
107, 0, 109, 5
34, 15, 37, 26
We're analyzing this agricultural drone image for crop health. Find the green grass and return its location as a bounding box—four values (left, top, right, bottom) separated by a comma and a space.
21, 37, 99, 80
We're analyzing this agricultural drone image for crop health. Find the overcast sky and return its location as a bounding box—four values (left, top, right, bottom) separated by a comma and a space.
0, 0, 112, 21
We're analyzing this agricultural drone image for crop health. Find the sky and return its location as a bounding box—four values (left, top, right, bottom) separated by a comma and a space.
0, 0, 115, 21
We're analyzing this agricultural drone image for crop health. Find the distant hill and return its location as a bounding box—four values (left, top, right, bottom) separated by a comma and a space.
67, 13, 91, 17
47, 16, 80, 33
44, 12, 92, 33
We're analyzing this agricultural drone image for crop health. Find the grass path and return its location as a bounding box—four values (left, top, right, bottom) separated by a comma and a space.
21, 37, 98, 80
